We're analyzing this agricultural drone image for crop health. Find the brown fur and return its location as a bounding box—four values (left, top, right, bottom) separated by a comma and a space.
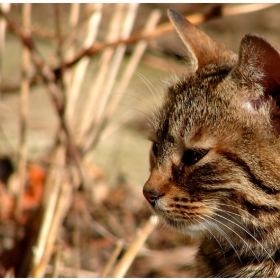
143, 9, 280, 277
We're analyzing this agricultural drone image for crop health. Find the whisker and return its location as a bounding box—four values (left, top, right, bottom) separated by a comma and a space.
198, 216, 226, 261
206, 204, 266, 240
117, 92, 155, 111
209, 201, 270, 237
131, 108, 152, 119
204, 214, 261, 263
206, 206, 277, 266
135, 71, 160, 106
211, 202, 260, 222
207, 205, 243, 224
179, 213, 226, 259
201, 214, 242, 265
208, 201, 269, 231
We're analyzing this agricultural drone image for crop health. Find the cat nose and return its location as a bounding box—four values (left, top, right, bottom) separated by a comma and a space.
143, 168, 169, 206
143, 187, 164, 207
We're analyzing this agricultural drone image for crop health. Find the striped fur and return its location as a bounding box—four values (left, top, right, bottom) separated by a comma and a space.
143, 9, 280, 277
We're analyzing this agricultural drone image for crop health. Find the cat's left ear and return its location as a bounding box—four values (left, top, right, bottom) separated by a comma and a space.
234, 33, 280, 133
167, 9, 235, 73
234, 33, 280, 101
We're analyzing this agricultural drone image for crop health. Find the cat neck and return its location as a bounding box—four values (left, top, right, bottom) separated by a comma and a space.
196, 229, 280, 277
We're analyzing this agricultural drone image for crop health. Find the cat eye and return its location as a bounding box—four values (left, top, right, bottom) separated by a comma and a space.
152, 142, 158, 156
181, 149, 209, 166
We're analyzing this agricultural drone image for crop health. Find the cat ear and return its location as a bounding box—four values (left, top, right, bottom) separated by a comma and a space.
167, 9, 234, 72
234, 33, 280, 133
235, 33, 280, 96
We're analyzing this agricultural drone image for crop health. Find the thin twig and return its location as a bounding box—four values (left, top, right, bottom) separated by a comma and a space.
95, 3, 139, 124
0, 3, 276, 95
77, 3, 126, 140
33, 176, 72, 277
82, 8, 162, 152
73, 191, 81, 277
0, 2, 11, 95
28, 145, 66, 277
63, 3, 80, 93
66, 3, 103, 120
107, 9, 162, 118
111, 216, 159, 278
15, 2, 32, 223
99, 239, 125, 277
79, 197, 119, 242
29, 151, 72, 277
83, 3, 140, 151
46, 265, 99, 278
51, 244, 61, 278
52, 3, 277, 75
0, 6, 91, 191
54, 3, 65, 91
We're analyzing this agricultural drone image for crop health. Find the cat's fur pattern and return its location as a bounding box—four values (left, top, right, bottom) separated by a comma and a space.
143, 9, 280, 277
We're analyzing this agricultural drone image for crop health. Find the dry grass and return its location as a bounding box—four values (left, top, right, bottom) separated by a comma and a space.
0, 3, 277, 277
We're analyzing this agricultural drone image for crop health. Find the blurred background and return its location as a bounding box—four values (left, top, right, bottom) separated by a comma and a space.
0, 3, 279, 277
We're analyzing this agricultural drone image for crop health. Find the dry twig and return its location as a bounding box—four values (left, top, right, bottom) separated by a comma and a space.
0, 4, 278, 278
0, 4, 276, 94
0, 3, 10, 90
15, 2, 31, 224
66, 3, 102, 120
52, 3, 277, 76
99, 239, 125, 277
81, 7, 162, 152
0, 5, 91, 192
111, 215, 159, 278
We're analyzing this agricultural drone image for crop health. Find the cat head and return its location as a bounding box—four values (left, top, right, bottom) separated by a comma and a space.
143, 9, 280, 236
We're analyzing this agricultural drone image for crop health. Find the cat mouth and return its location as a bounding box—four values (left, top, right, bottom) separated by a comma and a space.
160, 214, 205, 235
146, 198, 216, 235
148, 201, 204, 234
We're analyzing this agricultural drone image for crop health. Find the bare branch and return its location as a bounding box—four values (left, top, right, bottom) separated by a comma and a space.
0, 6, 90, 191
52, 3, 277, 75
0, 3, 276, 94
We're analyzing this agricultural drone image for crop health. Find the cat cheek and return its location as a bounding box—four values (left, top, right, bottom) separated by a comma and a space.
149, 153, 157, 170
242, 101, 258, 113
178, 165, 193, 180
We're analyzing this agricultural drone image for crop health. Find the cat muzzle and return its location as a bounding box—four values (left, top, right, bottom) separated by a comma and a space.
143, 188, 164, 207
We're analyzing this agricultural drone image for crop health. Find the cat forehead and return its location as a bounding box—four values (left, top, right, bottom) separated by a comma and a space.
149, 65, 266, 154
154, 66, 234, 134
167, 62, 235, 107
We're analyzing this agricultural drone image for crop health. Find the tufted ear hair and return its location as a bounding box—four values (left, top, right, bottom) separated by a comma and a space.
233, 33, 280, 134
167, 9, 235, 73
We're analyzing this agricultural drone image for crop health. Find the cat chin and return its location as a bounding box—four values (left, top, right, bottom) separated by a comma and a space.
160, 216, 205, 237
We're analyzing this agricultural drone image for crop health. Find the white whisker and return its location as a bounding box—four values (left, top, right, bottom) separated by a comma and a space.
206, 204, 266, 237
209, 201, 270, 237
206, 205, 277, 266
204, 214, 261, 263
118, 92, 155, 111
135, 71, 160, 106
198, 216, 226, 261
201, 214, 242, 264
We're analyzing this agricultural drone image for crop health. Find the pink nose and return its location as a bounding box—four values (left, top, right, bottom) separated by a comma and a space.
143, 187, 164, 207
143, 168, 169, 206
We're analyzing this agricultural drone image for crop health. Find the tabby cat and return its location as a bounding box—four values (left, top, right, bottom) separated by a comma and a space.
143, 9, 280, 277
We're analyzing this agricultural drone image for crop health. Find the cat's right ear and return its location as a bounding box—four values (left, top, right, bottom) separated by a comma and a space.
167, 9, 234, 73
234, 33, 280, 93
234, 34, 280, 133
